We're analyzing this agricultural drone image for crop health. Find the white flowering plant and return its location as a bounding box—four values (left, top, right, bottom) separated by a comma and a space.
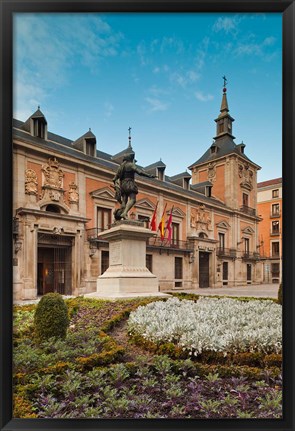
127, 297, 282, 356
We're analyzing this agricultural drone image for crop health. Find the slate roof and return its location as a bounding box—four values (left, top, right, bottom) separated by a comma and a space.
169, 171, 192, 181
191, 181, 212, 190
188, 135, 260, 169
144, 160, 166, 170
12, 117, 230, 211
30, 108, 47, 120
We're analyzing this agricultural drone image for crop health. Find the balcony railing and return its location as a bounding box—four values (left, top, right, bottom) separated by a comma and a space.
242, 251, 261, 260
147, 237, 194, 253
216, 247, 237, 258
240, 205, 256, 216
87, 228, 194, 253
270, 230, 280, 236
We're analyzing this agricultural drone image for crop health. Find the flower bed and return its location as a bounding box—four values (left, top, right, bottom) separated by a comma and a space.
128, 297, 282, 357
13, 296, 282, 419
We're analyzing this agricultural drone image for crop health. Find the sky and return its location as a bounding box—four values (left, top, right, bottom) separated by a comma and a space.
13, 12, 282, 182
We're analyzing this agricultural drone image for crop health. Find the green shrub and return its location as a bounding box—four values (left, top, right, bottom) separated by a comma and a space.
34, 293, 69, 342
278, 283, 282, 305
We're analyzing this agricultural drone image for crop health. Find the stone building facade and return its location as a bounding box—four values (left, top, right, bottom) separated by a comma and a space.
257, 178, 282, 283
13, 88, 264, 301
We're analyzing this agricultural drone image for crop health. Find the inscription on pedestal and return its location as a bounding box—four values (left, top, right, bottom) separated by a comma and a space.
110, 241, 122, 265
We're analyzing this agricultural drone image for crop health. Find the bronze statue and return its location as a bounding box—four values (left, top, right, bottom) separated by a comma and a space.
113, 153, 155, 220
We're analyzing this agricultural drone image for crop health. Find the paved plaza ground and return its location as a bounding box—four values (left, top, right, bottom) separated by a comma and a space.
177, 283, 279, 299
14, 283, 279, 305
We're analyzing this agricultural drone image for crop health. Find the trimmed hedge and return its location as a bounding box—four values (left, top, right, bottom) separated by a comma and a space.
34, 293, 69, 342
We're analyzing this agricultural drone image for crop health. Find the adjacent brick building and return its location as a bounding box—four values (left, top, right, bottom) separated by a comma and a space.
257, 178, 282, 283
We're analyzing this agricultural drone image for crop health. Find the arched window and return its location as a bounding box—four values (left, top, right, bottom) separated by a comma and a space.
46, 204, 61, 213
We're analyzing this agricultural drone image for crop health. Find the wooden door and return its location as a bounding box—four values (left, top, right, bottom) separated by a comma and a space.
199, 252, 209, 288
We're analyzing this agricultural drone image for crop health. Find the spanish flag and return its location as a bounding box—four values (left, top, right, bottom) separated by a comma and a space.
150, 201, 158, 231
166, 206, 174, 243
158, 203, 167, 240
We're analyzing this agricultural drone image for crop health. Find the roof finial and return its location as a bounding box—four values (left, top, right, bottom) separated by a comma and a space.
38, 105, 40, 110
128, 126, 132, 148
222, 75, 227, 93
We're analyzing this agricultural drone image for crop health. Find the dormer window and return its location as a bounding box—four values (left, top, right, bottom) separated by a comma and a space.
183, 178, 190, 190
85, 139, 95, 156
24, 107, 48, 139
72, 129, 97, 157
33, 118, 46, 139
157, 168, 165, 181
239, 143, 245, 154
205, 185, 212, 197
210, 144, 217, 154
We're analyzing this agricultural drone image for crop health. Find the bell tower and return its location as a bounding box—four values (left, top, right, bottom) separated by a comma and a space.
189, 78, 261, 211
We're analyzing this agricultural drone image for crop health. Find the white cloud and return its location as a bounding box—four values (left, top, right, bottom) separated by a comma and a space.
263, 36, 276, 46
104, 102, 114, 118
13, 14, 122, 117
145, 97, 169, 112
195, 91, 214, 102
213, 16, 240, 35
234, 36, 278, 57
170, 69, 201, 88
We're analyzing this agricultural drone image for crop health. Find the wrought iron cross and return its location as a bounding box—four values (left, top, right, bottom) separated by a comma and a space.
222, 75, 227, 88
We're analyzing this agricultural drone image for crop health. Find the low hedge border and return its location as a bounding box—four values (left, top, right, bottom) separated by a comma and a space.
129, 332, 282, 368
168, 292, 278, 303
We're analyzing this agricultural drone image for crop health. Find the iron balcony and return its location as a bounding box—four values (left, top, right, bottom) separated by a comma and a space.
216, 247, 237, 258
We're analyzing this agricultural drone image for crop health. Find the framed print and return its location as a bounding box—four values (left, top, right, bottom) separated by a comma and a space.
1, 1, 294, 430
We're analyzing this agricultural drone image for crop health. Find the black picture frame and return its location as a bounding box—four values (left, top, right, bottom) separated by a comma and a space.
1, 1, 294, 430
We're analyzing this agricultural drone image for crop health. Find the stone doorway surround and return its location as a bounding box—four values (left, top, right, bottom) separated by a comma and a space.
13, 207, 89, 301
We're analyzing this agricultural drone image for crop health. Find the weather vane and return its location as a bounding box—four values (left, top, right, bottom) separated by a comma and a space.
128, 127, 132, 148
222, 75, 228, 88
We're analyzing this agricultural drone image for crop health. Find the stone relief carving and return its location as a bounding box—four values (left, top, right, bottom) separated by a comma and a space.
42, 157, 64, 189
25, 169, 38, 195
68, 182, 79, 204
207, 162, 216, 183
39, 157, 66, 206
238, 162, 253, 190
49, 190, 62, 202
190, 205, 213, 232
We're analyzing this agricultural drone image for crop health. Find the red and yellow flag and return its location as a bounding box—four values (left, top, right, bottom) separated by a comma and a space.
150, 201, 158, 231
158, 203, 167, 240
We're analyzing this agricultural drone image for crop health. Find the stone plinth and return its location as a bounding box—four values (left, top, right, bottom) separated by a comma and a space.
96, 221, 159, 294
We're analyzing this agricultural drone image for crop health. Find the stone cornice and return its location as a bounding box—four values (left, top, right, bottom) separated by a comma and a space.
16, 207, 90, 223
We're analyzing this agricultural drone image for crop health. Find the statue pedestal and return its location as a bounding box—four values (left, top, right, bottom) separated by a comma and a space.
96, 221, 159, 294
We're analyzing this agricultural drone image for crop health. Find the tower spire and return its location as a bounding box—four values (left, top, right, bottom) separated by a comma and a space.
220, 75, 229, 113
214, 76, 235, 139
